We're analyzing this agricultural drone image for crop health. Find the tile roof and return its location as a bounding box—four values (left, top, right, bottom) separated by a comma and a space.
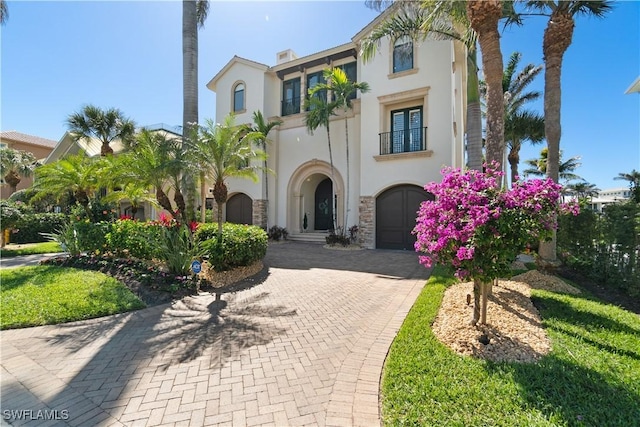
0, 131, 58, 148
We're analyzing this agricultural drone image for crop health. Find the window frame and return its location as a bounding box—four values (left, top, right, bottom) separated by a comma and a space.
393, 36, 414, 74
390, 106, 423, 153
233, 82, 246, 113
282, 77, 301, 116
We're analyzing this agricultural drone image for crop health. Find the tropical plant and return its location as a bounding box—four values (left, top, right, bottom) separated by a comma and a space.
466, 0, 505, 167
33, 154, 105, 220
118, 129, 187, 221
66, 104, 136, 157
182, 0, 210, 222
523, 147, 583, 184
304, 94, 340, 231
311, 67, 370, 229
0, 147, 38, 194
564, 181, 600, 201
251, 110, 282, 227
614, 169, 640, 202
361, 1, 484, 171
414, 163, 578, 324
481, 52, 545, 186
192, 115, 266, 238
525, 0, 613, 262
0, 0, 7, 25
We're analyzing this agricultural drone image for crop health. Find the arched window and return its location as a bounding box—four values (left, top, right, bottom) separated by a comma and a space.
233, 83, 245, 112
393, 36, 413, 73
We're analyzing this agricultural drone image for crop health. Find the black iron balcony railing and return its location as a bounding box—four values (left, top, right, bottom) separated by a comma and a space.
379, 127, 427, 155
281, 96, 301, 116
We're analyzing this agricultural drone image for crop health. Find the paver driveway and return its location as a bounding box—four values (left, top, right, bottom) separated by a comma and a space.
1, 242, 430, 427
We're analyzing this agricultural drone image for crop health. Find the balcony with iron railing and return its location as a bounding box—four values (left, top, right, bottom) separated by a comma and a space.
281, 96, 301, 117
379, 127, 428, 155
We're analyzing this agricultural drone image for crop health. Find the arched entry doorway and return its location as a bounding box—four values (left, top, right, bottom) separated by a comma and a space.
287, 160, 344, 233
226, 193, 252, 225
376, 184, 433, 250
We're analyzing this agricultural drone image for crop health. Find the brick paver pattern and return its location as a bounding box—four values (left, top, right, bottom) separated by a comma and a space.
1, 242, 430, 426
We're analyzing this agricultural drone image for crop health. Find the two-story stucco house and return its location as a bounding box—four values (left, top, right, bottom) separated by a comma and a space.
207, 11, 467, 250
0, 131, 57, 199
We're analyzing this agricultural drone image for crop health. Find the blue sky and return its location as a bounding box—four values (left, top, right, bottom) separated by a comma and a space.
1, 1, 638, 190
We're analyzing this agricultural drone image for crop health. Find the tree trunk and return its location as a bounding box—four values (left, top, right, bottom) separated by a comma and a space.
325, 124, 337, 231
182, 0, 199, 222
5, 171, 20, 194
467, 0, 504, 169
100, 142, 114, 157
539, 11, 574, 263
472, 279, 482, 325
344, 115, 350, 232
200, 170, 206, 223
156, 187, 175, 214
466, 50, 484, 172
508, 144, 520, 187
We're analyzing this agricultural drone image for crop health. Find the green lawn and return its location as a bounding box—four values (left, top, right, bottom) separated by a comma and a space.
381, 266, 640, 426
1, 241, 63, 257
0, 265, 145, 329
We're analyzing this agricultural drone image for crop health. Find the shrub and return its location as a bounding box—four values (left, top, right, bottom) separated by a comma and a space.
199, 223, 267, 271
11, 213, 67, 243
267, 225, 288, 241
155, 224, 204, 275
72, 220, 110, 253
105, 219, 162, 259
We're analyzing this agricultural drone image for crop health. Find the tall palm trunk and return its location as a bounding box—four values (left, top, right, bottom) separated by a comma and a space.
182, 0, 199, 222
200, 170, 207, 223
466, 50, 484, 172
508, 144, 521, 186
325, 125, 337, 231
344, 113, 350, 230
5, 171, 20, 193
539, 10, 574, 263
467, 0, 504, 168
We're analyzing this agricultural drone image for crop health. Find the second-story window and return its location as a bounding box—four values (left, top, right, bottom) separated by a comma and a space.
233, 83, 245, 112
282, 78, 301, 116
393, 36, 414, 73
306, 71, 327, 110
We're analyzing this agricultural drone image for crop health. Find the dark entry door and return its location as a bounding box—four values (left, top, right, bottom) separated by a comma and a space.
376, 185, 432, 250
226, 193, 252, 225
314, 178, 333, 230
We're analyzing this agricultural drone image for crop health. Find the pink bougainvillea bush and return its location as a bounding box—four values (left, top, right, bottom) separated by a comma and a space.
414, 164, 579, 283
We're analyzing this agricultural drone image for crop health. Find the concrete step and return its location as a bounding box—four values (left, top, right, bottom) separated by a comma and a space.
288, 232, 328, 243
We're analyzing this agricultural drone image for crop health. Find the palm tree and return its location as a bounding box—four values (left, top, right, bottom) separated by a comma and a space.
66, 105, 136, 157
361, 1, 484, 171
182, 0, 210, 222
467, 0, 505, 169
1, 0, 8, 25
119, 129, 187, 219
614, 169, 640, 203
192, 115, 266, 237
525, 1, 613, 262
251, 110, 282, 227
0, 147, 38, 194
34, 154, 105, 220
311, 67, 370, 229
481, 52, 545, 185
564, 181, 600, 201
304, 95, 340, 231
525, 1, 612, 184
523, 147, 583, 183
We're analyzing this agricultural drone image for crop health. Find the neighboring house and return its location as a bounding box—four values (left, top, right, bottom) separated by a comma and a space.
44, 123, 182, 220
0, 131, 57, 199
206, 10, 467, 249
589, 187, 631, 212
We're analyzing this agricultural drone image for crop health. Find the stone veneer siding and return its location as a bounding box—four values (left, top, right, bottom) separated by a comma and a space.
359, 196, 375, 249
253, 199, 268, 229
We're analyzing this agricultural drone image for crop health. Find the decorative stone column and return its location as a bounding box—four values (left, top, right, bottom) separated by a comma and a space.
253, 199, 268, 229
359, 196, 375, 249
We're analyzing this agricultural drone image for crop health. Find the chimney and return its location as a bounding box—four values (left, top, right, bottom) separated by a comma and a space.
276, 49, 298, 65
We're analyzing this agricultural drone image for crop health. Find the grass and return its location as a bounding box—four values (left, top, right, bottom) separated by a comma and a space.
1, 241, 63, 257
0, 265, 145, 329
381, 266, 640, 426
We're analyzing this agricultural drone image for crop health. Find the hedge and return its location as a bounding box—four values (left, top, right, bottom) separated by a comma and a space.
196, 223, 268, 271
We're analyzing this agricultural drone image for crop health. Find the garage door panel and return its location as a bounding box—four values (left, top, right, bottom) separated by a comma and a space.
376, 185, 430, 250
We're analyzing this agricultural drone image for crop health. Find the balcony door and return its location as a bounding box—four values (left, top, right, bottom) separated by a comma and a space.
391, 107, 422, 153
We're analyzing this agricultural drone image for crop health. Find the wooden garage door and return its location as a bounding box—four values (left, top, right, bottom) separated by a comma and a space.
226, 193, 252, 225
376, 185, 432, 250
